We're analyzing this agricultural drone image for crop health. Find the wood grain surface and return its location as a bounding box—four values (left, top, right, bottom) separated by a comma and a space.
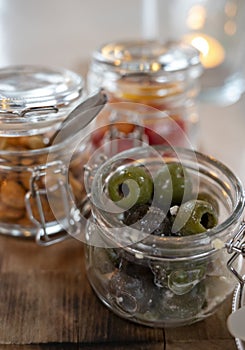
0, 234, 237, 350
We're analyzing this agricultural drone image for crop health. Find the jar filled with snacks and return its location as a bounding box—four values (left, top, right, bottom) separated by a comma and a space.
0, 65, 91, 245
84, 145, 245, 327
87, 40, 203, 151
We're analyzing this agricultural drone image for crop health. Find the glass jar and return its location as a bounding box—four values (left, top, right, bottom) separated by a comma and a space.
84, 145, 245, 327
0, 65, 89, 245
87, 40, 203, 151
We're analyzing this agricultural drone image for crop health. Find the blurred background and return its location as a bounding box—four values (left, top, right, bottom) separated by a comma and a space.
0, 0, 143, 73
0, 0, 245, 182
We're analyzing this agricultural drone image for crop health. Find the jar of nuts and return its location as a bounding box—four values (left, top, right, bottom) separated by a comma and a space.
0, 65, 91, 245
87, 40, 203, 152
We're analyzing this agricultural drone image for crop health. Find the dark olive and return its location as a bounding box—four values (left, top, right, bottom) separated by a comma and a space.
123, 203, 150, 225
172, 199, 218, 235
123, 204, 171, 236
157, 280, 206, 319
107, 166, 153, 209
153, 162, 192, 208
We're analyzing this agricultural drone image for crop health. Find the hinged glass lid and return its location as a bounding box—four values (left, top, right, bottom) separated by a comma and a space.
92, 40, 202, 78
0, 65, 84, 135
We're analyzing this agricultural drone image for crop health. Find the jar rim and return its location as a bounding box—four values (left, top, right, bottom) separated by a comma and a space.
90, 146, 245, 259
91, 40, 203, 79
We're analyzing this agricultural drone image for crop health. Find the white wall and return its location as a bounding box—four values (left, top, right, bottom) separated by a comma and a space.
0, 0, 143, 75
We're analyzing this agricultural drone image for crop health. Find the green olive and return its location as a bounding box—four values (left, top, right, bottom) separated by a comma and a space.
197, 192, 219, 215
168, 267, 206, 295
107, 166, 153, 209
153, 162, 192, 208
172, 199, 218, 235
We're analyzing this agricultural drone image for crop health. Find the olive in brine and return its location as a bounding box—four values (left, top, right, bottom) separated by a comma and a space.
107, 166, 153, 209
197, 192, 219, 215
172, 199, 218, 235
154, 162, 192, 208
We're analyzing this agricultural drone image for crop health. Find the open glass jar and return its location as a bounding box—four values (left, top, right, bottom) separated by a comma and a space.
87, 40, 203, 151
0, 65, 89, 244
84, 145, 245, 327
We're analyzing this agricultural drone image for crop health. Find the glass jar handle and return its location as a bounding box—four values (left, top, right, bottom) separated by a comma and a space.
226, 222, 245, 341
226, 221, 245, 306
25, 160, 74, 246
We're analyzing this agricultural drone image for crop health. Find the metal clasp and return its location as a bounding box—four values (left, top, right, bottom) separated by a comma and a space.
0, 105, 59, 118
25, 160, 74, 246
19, 105, 59, 117
226, 222, 245, 286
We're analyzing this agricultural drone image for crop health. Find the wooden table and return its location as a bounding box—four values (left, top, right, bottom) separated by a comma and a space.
0, 233, 237, 350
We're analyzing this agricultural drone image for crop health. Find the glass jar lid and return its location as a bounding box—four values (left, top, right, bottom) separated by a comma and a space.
0, 65, 84, 135
91, 40, 202, 80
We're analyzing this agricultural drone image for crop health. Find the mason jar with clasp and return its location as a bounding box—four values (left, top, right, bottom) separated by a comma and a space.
0, 65, 91, 245
83, 145, 245, 328
87, 40, 203, 152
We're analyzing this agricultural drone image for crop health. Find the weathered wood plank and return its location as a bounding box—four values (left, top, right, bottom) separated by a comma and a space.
0, 236, 164, 345
165, 339, 236, 350
0, 235, 237, 349
164, 295, 235, 342
0, 344, 165, 350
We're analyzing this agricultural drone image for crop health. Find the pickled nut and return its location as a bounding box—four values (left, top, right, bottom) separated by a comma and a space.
0, 149, 20, 165
5, 173, 18, 182
5, 137, 22, 147
2, 135, 46, 150
20, 157, 34, 167
0, 203, 25, 220
0, 134, 89, 227
1, 179, 26, 209
16, 215, 34, 227
29, 195, 56, 222
19, 135, 46, 149
18, 172, 31, 190
36, 154, 48, 165
4, 144, 28, 152
0, 172, 6, 183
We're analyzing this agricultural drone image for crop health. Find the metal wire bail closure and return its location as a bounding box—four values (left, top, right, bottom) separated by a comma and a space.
226, 221, 245, 308
25, 160, 73, 246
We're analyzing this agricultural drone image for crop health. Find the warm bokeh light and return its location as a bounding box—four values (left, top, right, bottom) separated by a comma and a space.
225, 1, 237, 17
186, 5, 206, 30
224, 20, 237, 35
151, 62, 161, 72
184, 33, 225, 69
